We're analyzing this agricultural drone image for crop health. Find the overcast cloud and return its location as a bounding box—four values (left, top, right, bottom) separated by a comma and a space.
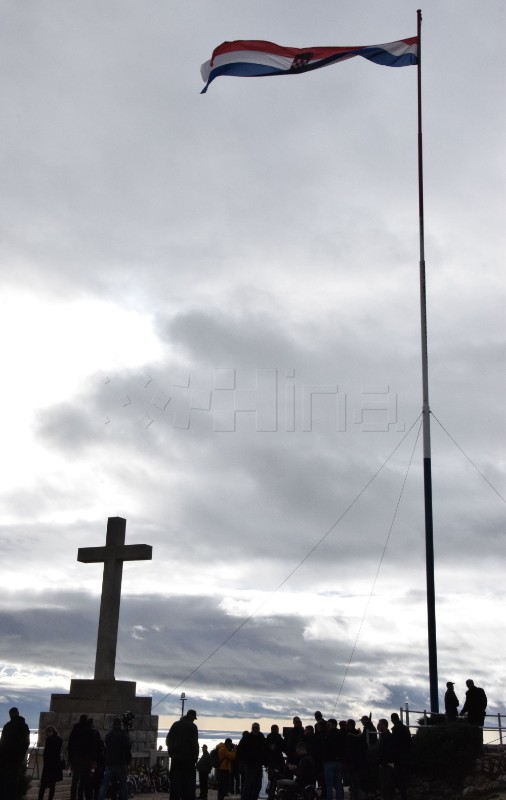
0, 0, 504, 732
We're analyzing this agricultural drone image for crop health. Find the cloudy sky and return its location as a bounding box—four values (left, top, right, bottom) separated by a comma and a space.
1, 0, 504, 733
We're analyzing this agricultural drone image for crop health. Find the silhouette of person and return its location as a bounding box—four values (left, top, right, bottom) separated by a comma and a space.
345, 720, 366, 800
444, 682, 459, 721
38, 726, 63, 800
237, 731, 249, 794
360, 715, 378, 746
238, 723, 267, 800
322, 718, 345, 800
390, 714, 411, 800
314, 720, 328, 799
284, 717, 304, 764
376, 719, 395, 800
231, 741, 242, 794
266, 725, 285, 800
87, 718, 104, 800
197, 744, 212, 800
461, 679, 487, 725
97, 717, 131, 800
68, 714, 96, 800
276, 740, 316, 799
166, 709, 199, 800
216, 738, 236, 800
0, 707, 30, 800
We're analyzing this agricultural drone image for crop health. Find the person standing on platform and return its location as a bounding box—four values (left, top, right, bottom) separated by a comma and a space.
166, 709, 199, 800
461, 679, 487, 726
444, 682, 459, 721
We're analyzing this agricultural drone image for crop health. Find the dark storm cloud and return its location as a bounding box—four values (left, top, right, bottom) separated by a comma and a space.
0, 585, 451, 728
0, 594, 96, 673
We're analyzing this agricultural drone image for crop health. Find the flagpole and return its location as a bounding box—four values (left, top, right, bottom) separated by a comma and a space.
417, 8, 439, 714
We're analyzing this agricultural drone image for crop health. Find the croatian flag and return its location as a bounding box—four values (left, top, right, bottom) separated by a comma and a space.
201, 37, 418, 93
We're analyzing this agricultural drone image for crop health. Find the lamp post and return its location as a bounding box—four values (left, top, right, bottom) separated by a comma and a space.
181, 692, 186, 717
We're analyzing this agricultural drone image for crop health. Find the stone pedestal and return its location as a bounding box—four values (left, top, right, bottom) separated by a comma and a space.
38, 679, 158, 758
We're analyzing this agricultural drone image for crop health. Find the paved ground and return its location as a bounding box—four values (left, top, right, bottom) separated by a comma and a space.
129, 793, 506, 800
34, 793, 506, 800
35, 793, 504, 800
131, 791, 219, 800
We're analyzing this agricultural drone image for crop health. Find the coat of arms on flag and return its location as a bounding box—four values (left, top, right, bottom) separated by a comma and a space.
290, 52, 313, 72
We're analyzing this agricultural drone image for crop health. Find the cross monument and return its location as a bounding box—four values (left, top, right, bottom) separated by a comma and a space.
78, 516, 152, 680
38, 516, 158, 761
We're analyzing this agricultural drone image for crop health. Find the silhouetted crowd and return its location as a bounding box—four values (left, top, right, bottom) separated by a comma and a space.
202, 712, 411, 800
65, 713, 132, 800
166, 679, 488, 800
0, 676, 489, 800
0, 709, 133, 800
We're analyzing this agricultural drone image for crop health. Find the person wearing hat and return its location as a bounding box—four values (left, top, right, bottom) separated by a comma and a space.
444, 682, 459, 721
166, 710, 199, 800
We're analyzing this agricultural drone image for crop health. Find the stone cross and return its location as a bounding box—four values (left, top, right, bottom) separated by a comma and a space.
78, 517, 152, 681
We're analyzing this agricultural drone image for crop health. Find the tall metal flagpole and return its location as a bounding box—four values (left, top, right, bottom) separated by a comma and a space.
417, 8, 439, 713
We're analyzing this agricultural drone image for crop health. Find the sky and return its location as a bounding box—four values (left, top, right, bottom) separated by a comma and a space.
0, 0, 505, 734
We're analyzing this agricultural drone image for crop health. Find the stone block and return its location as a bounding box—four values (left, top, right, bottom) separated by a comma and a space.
38, 679, 157, 756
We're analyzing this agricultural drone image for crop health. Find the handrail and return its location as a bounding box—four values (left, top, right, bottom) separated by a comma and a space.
27, 744, 41, 778
399, 703, 504, 745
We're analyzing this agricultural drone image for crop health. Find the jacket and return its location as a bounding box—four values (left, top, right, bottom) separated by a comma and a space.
217, 742, 236, 771
166, 716, 199, 763
104, 728, 131, 767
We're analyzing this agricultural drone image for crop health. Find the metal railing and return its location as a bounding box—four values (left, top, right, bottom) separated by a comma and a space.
400, 702, 504, 745
26, 745, 38, 777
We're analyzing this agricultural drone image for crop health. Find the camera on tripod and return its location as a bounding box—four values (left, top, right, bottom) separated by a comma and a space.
121, 711, 135, 731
